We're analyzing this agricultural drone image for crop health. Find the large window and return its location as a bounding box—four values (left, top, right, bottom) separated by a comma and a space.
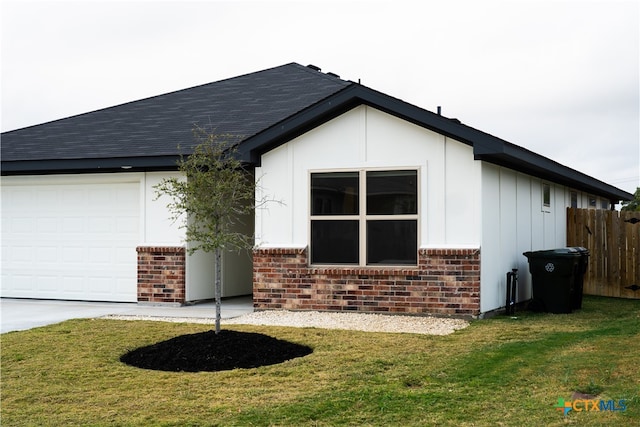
310, 169, 418, 265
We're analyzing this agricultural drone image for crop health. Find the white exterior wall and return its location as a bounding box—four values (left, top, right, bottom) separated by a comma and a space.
147, 172, 252, 300
255, 105, 482, 251
479, 163, 571, 313
188, 212, 254, 300
145, 172, 211, 301
142, 172, 184, 246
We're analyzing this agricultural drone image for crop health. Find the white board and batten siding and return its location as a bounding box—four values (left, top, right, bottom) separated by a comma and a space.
184, 215, 254, 301
479, 164, 571, 313
255, 105, 481, 250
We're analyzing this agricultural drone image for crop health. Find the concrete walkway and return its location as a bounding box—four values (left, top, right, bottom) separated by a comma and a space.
0, 296, 253, 334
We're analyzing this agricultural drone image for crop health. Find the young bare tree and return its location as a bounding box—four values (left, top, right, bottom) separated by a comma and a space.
154, 130, 256, 334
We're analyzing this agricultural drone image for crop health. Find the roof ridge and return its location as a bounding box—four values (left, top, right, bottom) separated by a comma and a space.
289, 62, 351, 85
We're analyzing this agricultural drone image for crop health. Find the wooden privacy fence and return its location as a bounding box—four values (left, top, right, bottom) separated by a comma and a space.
567, 207, 640, 299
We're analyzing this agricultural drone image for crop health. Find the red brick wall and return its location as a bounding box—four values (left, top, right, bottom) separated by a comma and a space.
253, 248, 481, 317
136, 246, 186, 304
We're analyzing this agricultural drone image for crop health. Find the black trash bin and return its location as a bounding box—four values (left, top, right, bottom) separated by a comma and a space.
523, 248, 582, 314
570, 247, 590, 310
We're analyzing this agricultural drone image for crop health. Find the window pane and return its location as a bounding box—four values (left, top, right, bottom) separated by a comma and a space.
311, 172, 359, 215
542, 183, 551, 207
367, 220, 417, 265
311, 220, 359, 264
367, 170, 417, 215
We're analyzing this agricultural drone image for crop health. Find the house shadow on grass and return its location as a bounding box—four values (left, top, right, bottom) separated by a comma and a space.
120, 330, 313, 372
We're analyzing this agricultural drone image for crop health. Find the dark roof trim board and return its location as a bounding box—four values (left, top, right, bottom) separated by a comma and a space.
241, 83, 632, 202
1, 156, 180, 175
240, 83, 477, 165
1, 63, 632, 202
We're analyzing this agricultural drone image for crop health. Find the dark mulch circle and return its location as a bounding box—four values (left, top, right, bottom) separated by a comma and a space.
120, 330, 313, 372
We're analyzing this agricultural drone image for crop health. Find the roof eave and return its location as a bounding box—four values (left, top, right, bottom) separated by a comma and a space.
240, 84, 633, 202
1, 155, 181, 175
474, 143, 633, 202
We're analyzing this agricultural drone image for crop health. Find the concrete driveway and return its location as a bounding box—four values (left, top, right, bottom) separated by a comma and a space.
0, 296, 253, 333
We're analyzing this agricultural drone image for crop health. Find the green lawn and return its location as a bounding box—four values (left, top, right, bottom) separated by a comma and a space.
2, 296, 639, 426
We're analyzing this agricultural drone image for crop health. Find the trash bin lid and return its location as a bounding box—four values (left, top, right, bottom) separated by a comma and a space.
567, 246, 590, 255
523, 248, 582, 258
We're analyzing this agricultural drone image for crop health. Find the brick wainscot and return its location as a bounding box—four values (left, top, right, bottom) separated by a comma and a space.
253, 248, 480, 317
137, 246, 186, 304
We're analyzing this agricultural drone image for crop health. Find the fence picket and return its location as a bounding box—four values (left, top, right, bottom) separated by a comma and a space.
567, 207, 640, 299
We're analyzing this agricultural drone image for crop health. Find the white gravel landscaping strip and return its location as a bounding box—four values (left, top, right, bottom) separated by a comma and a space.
223, 310, 469, 335
104, 310, 469, 335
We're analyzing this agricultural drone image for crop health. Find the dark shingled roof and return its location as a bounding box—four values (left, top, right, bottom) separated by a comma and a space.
1, 62, 632, 202
1, 62, 350, 165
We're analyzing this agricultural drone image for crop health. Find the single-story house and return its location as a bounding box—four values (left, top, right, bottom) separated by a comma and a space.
1, 63, 632, 316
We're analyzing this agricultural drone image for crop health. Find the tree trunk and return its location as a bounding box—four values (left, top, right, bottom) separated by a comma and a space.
215, 247, 222, 334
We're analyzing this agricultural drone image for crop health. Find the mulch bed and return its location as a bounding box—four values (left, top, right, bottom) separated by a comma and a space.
120, 330, 313, 372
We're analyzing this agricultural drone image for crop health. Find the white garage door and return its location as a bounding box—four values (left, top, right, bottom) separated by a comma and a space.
1, 179, 140, 302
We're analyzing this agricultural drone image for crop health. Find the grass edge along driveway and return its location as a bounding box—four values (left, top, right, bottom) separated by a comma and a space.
1, 296, 639, 426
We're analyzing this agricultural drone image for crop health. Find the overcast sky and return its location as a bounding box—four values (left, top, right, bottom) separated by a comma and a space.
2, 0, 638, 195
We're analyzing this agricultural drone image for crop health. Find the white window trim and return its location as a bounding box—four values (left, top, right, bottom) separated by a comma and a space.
308, 167, 420, 267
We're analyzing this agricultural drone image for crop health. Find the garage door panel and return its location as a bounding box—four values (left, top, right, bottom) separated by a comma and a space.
63, 217, 86, 233
37, 246, 59, 263
89, 217, 113, 233
6, 188, 33, 205
11, 217, 34, 233
10, 275, 33, 291
115, 247, 132, 263
88, 247, 113, 264
36, 276, 59, 293
37, 217, 58, 232
62, 247, 85, 263
117, 217, 139, 233
38, 189, 60, 208
1, 181, 140, 302
63, 277, 84, 293
88, 188, 110, 205
8, 246, 31, 263
87, 277, 112, 295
